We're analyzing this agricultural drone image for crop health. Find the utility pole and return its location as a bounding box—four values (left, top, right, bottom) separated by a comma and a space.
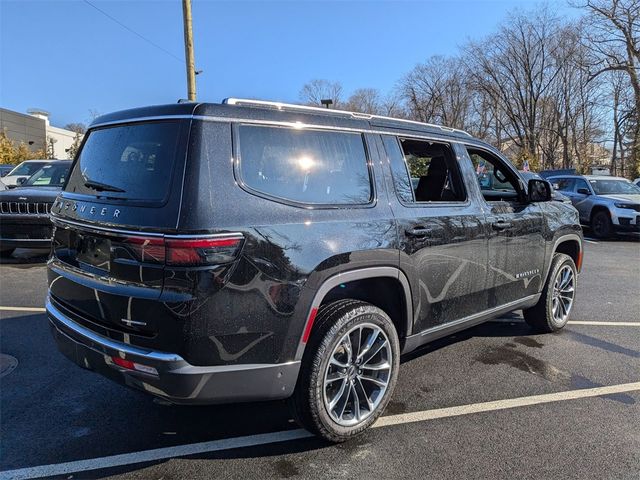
182, 0, 196, 101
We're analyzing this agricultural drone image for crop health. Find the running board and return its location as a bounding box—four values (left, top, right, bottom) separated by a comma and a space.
401, 294, 541, 355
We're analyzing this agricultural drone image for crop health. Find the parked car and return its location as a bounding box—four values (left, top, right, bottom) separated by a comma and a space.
548, 174, 640, 238
0, 165, 16, 177
520, 171, 572, 204
2, 159, 51, 188
634, 178, 640, 187
47, 99, 583, 442
0, 160, 72, 256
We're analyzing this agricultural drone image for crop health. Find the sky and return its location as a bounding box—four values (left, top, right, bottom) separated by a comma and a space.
1, 0, 579, 128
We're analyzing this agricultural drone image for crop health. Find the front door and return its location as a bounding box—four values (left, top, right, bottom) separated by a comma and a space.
465, 147, 546, 307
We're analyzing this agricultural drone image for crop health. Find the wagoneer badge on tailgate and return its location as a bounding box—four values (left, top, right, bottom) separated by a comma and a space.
55, 200, 120, 218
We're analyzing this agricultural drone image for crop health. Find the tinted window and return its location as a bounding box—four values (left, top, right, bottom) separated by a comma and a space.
553, 178, 575, 192
65, 121, 186, 203
384, 136, 465, 203
238, 125, 371, 205
25, 163, 70, 187
574, 179, 589, 193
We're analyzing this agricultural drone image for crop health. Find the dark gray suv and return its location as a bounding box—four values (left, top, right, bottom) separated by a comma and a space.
47, 98, 583, 441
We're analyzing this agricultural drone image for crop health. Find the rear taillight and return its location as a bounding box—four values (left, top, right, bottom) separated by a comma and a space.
122, 234, 243, 266
165, 237, 243, 265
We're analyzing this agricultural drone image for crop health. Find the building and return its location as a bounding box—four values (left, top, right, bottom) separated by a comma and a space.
0, 107, 82, 159
0, 107, 46, 152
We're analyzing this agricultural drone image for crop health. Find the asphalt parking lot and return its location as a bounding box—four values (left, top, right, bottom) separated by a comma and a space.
1, 236, 639, 480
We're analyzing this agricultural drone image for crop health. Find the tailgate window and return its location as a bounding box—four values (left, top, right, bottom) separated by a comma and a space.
65, 121, 187, 204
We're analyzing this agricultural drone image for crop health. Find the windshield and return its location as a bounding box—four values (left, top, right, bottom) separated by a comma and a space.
65, 120, 186, 203
24, 163, 70, 187
8, 162, 46, 177
589, 179, 640, 195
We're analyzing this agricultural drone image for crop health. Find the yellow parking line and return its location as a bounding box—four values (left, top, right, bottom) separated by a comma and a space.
0, 306, 46, 312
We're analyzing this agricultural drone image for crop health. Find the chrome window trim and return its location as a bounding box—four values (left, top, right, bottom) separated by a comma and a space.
89, 114, 467, 146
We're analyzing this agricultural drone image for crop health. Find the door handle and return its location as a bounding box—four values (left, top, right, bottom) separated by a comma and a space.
492, 220, 512, 231
405, 227, 439, 237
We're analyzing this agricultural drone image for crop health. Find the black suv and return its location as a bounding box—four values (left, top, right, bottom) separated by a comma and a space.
47, 99, 583, 441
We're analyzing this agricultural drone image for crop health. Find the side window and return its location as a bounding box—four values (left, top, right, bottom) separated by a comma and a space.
237, 125, 372, 205
467, 148, 522, 202
554, 178, 575, 192
383, 135, 466, 203
574, 179, 589, 193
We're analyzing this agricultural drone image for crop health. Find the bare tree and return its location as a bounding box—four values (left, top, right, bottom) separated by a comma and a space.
464, 7, 564, 166
343, 88, 382, 114
401, 55, 471, 130
299, 79, 343, 108
579, 0, 640, 176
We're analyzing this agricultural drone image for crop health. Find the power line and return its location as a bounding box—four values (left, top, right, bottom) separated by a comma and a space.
83, 0, 182, 63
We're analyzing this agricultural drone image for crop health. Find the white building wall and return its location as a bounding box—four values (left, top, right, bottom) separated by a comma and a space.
47, 125, 81, 159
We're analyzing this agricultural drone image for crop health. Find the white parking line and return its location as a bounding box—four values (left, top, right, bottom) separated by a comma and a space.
2, 382, 639, 480
569, 321, 640, 326
0, 306, 46, 313
374, 381, 640, 428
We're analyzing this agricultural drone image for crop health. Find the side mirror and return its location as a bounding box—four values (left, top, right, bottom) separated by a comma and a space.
16, 177, 27, 186
528, 178, 552, 202
577, 188, 591, 195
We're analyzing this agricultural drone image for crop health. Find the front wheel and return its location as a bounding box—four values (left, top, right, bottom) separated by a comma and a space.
523, 253, 577, 332
290, 299, 400, 442
591, 210, 613, 239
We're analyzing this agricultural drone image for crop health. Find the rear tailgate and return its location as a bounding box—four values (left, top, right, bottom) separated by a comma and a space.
48, 119, 191, 347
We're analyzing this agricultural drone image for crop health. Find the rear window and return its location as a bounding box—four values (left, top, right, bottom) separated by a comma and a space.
65, 121, 186, 203
237, 125, 372, 205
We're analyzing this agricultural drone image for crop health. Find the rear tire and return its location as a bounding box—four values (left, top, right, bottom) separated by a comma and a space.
591, 210, 613, 239
523, 253, 577, 333
290, 299, 400, 442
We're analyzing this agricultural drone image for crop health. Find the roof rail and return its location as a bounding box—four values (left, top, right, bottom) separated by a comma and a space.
222, 98, 472, 137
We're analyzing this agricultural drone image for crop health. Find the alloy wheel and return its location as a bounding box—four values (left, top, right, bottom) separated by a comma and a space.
552, 265, 575, 324
322, 323, 392, 427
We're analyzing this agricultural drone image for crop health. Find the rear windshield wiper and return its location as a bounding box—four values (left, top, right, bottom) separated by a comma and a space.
83, 179, 126, 193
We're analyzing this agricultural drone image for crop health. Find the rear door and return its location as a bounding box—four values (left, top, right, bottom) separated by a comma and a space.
381, 135, 489, 333
48, 119, 191, 344
465, 146, 546, 307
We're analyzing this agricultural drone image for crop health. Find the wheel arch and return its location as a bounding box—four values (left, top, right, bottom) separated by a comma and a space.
294, 267, 413, 360
550, 233, 583, 276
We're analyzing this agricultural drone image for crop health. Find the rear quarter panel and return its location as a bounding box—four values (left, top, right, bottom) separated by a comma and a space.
172, 121, 399, 366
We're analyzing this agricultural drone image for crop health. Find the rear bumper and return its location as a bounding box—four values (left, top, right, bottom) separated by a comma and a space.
47, 297, 300, 404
